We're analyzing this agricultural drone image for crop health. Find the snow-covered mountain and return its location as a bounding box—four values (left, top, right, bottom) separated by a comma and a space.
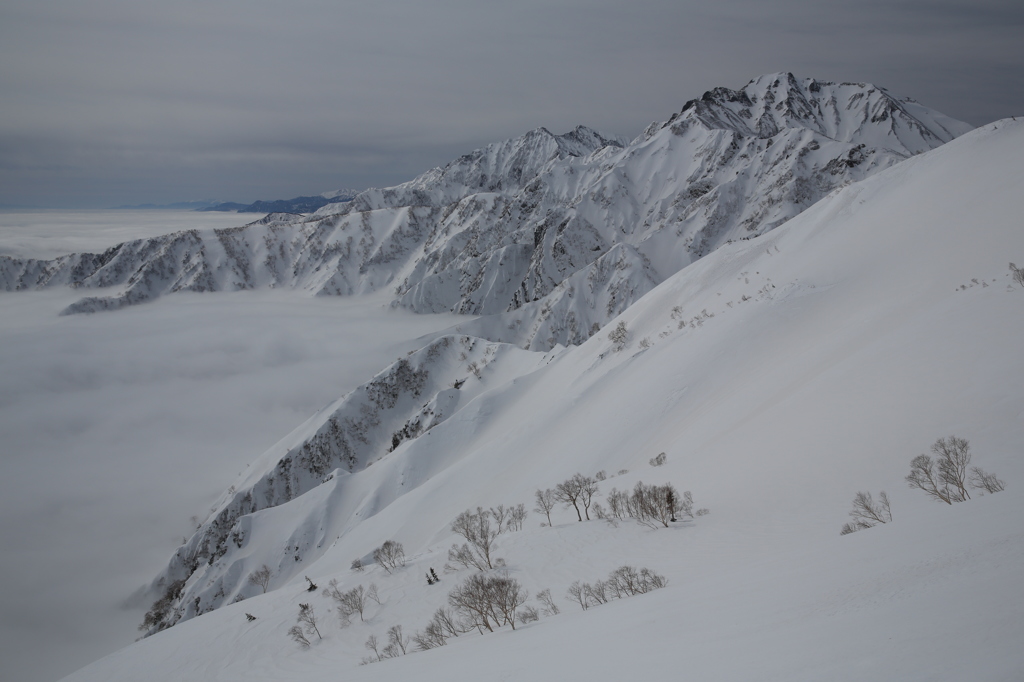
0, 74, 970, 349
64, 117, 1024, 682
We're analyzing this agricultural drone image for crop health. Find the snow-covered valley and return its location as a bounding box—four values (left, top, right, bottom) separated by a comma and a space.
0, 78, 1021, 682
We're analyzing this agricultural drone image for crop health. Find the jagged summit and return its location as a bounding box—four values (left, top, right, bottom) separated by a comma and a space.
667, 72, 971, 153
0, 74, 971, 346
330, 124, 626, 216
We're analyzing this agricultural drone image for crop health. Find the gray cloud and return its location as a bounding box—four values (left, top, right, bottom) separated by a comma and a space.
1, 0, 1021, 207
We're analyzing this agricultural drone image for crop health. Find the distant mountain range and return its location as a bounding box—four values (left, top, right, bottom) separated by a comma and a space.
115, 190, 361, 213
5, 73, 970, 348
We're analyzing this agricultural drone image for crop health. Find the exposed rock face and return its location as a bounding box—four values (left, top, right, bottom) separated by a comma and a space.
1, 73, 970, 348
139, 334, 543, 636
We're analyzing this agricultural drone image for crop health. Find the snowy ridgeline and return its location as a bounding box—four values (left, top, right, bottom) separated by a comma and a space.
120, 118, 1024, 664
0, 73, 970, 350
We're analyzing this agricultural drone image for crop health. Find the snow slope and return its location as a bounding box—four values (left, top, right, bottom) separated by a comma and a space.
71, 119, 1024, 680
1, 74, 970, 350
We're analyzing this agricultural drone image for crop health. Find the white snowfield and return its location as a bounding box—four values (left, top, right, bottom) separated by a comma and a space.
63, 119, 1024, 681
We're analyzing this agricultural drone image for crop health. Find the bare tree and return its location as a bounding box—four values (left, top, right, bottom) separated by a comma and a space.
373, 540, 406, 573
288, 625, 310, 649
489, 504, 510, 530
247, 564, 272, 593
367, 583, 381, 605
449, 508, 500, 570
536, 588, 560, 616
1011, 262, 1024, 287
534, 488, 557, 526
412, 621, 448, 650
364, 634, 383, 662
840, 491, 892, 535
350, 558, 364, 572
295, 603, 322, 642
412, 608, 472, 651
507, 503, 528, 531
970, 466, 1006, 494
518, 605, 540, 623
566, 581, 588, 610
490, 574, 529, 629
323, 580, 367, 623
448, 573, 501, 632
384, 624, 409, 657
447, 573, 527, 632
554, 474, 599, 521
907, 436, 974, 504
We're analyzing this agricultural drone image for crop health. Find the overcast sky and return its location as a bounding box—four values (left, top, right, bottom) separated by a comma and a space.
1, 0, 1022, 208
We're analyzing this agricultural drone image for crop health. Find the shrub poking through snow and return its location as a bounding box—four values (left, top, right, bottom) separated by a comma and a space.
840, 491, 892, 535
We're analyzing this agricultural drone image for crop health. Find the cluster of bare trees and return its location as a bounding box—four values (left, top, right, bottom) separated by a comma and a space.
536, 471, 704, 528
323, 580, 381, 625
603, 481, 700, 528
363, 572, 533, 663
447, 505, 526, 571
373, 541, 406, 573
410, 608, 471, 650
566, 565, 667, 610
907, 436, 1005, 503
362, 625, 410, 663
841, 436, 1006, 535
535, 473, 600, 523
448, 573, 529, 632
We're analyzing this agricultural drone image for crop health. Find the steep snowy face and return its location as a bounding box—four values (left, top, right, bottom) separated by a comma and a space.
139, 334, 547, 636
0, 75, 971, 348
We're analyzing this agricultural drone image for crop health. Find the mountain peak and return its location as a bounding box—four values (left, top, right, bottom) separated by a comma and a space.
673, 73, 971, 153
